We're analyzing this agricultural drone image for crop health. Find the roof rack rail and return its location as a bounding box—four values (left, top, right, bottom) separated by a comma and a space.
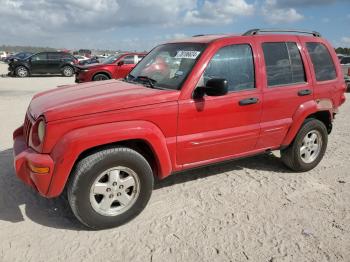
242, 28, 321, 37
192, 34, 205, 37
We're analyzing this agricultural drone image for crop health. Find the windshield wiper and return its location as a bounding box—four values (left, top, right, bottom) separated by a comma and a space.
133, 75, 157, 89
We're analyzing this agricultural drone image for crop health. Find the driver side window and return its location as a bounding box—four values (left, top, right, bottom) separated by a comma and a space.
203, 44, 255, 92
31, 53, 47, 61
122, 55, 135, 64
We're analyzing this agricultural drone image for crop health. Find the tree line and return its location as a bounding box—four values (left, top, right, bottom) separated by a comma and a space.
336, 47, 350, 55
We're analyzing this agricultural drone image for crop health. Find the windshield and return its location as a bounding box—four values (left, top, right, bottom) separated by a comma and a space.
103, 54, 124, 64
127, 43, 206, 90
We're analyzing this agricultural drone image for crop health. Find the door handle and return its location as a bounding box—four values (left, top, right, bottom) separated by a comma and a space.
298, 89, 312, 96
239, 97, 259, 106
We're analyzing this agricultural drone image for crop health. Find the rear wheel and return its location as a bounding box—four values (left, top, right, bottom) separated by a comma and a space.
281, 119, 328, 172
15, 66, 29, 77
93, 73, 110, 81
67, 147, 154, 229
62, 66, 74, 77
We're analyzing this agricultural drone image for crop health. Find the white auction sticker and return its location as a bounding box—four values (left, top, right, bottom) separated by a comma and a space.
175, 51, 201, 59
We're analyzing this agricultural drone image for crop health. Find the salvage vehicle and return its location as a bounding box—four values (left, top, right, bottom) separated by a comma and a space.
74, 53, 146, 82
8, 52, 78, 77
13, 29, 346, 229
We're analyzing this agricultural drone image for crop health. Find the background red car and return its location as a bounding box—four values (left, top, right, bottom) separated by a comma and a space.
75, 52, 146, 82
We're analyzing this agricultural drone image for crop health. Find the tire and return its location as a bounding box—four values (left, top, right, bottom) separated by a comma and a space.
93, 73, 110, 81
67, 147, 154, 230
62, 66, 74, 77
15, 66, 29, 77
281, 119, 328, 172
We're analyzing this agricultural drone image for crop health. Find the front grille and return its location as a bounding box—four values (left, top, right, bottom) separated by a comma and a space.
23, 113, 33, 145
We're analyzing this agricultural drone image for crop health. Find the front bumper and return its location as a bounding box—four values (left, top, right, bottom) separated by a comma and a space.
13, 126, 54, 197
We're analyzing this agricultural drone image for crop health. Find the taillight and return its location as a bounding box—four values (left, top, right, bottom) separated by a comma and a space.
348, 68, 350, 76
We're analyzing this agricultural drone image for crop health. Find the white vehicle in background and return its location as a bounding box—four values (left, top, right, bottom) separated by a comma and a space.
0, 51, 7, 61
337, 54, 345, 60
75, 55, 89, 63
340, 56, 350, 76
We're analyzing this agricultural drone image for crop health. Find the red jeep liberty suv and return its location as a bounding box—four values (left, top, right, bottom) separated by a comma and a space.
13, 29, 346, 229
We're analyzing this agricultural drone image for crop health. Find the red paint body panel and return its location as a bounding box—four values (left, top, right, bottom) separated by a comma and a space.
13, 33, 346, 198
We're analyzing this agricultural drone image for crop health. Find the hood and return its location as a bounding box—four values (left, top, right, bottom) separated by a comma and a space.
29, 80, 179, 122
75, 63, 105, 70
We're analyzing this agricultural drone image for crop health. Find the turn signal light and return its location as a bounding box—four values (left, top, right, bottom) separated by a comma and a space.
28, 162, 50, 174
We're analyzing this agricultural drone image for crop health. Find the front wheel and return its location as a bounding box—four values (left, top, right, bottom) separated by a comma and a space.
281, 119, 328, 172
67, 147, 154, 229
15, 66, 29, 77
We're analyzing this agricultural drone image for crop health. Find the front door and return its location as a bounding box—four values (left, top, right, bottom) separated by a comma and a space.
30, 53, 48, 74
177, 43, 262, 167
115, 55, 136, 79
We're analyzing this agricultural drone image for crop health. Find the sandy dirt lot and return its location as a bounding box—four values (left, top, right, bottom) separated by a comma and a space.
0, 62, 349, 262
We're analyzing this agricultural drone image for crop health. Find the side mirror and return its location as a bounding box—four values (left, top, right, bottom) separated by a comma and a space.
193, 78, 228, 99
117, 61, 124, 66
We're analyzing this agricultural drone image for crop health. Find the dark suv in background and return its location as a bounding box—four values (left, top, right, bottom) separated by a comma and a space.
8, 52, 78, 77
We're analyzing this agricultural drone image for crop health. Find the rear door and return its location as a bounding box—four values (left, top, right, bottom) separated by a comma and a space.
47, 52, 62, 73
29, 53, 48, 74
254, 36, 314, 149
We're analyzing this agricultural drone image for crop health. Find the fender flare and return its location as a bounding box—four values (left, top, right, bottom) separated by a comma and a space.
282, 99, 333, 146
47, 120, 172, 197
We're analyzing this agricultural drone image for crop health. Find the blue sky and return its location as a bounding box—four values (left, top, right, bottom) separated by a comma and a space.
0, 0, 349, 51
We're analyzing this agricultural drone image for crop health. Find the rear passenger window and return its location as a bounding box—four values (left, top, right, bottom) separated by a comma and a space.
306, 42, 336, 81
203, 44, 255, 92
262, 42, 306, 87
48, 53, 61, 60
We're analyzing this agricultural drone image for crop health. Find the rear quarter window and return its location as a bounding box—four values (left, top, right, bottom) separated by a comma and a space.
306, 42, 337, 81
262, 42, 306, 87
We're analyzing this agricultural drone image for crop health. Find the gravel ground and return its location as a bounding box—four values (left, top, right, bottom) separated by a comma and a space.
0, 62, 349, 262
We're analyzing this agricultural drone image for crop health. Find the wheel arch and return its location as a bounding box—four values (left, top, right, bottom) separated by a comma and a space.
47, 120, 172, 197
60, 64, 74, 70
92, 71, 112, 80
282, 99, 334, 146
15, 64, 30, 75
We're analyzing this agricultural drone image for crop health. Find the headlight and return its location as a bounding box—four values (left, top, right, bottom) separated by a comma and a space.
37, 120, 46, 143
31, 118, 46, 146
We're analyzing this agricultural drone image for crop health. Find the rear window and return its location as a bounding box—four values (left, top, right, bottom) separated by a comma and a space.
262, 42, 306, 87
306, 42, 336, 81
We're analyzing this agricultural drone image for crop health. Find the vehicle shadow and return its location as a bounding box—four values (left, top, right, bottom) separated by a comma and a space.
0, 148, 287, 230
154, 152, 287, 190
0, 148, 84, 230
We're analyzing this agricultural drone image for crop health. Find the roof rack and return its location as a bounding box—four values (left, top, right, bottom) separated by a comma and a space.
242, 28, 321, 37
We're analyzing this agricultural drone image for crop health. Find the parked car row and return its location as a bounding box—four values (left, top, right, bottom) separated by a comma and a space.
6, 50, 145, 82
